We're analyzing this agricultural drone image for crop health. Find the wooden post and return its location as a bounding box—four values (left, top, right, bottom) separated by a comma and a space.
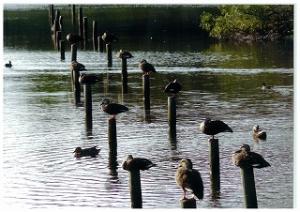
129, 169, 142, 208
106, 43, 112, 67
73, 70, 81, 105
108, 118, 118, 169
56, 31, 61, 51
143, 74, 150, 111
59, 15, 63, 32
71, 5, 76, 28
53, 9, 60, 48
84, 84, 93, 131
180, 198, 196, 208
121, 58, 128, 93
209, 138, 220, 197
71, 44, 77, 62
92, 20, 98, 51
241, 166, 258, 208
98, 35, 104, 52
168, 96, 176, 139
78, 7, 83, 48
83, 17, 88, 49
60, 40, 65, 61
49, 5, 54, 25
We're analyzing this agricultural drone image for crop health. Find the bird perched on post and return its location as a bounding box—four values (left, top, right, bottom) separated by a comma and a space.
261, 82, 272, 90
66, 33, 83, 44
122, 155, 156, 171
252, 125, 267, 140
101, 31, 118, 44
70, 61, 86, 72
100, 99, 129, 118
164, 79, 182, 96
5, 61, 12, 68
73, 146, 101, 158
117, 49, 133, 59
199, 118, 233, 139
79, 73, 98, 84
232, 144, 271, 168
139, 59, 156, 75
175, 159, 204, 200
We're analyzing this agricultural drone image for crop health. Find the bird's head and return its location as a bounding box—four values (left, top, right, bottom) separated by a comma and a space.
240, 144, 251, 152
253, 125, 260, 132
73, 147, 82, 153
140, 59, 147, 64
100, 99, 110, 106
179, 158, 193, 169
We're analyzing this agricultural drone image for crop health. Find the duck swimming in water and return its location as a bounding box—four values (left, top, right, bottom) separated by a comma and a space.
232, 144, 271, 168
199, 118, 233, 139
139, 59, 156, 75
73, 146, 101, 158
122, 155, 156, 171
175, 158, 204, 200
252, 125, 267, 140
100, 99, 129, 118
117, 49, 133, 59
164, 79, 182, 96
5, 61, 12, 68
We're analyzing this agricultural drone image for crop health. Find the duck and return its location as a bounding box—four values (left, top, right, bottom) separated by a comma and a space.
117, 49, 133, 59
66, 33, 83, 44
232, 144, 271, 168
70, 60, 86, 72
79, 73, 98, 84
139, 59, 156, 75
101, 31, 118, 44
175, 158, 204, 200
199, 118, 233, 139
261, 82, 272, 90
5, 61, 12, 68
252, 125, 267, 140
164, 79, 182, 95
100, 99, 129, 118
122, 155, 156, 171
73, 146, 101, 157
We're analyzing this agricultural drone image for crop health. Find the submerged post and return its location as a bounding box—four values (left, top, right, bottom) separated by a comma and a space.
98, 35, 104, 52
241, 166, 258, 208
108, 117, 118, 169
73, 69, 81, 105
56, 31, 61, 51
168, 96, 176, 139
106, 44, 112, 67
180, 198, 196, 208
83, 17, 88, 49
92, 20, 98, 51
71, 43, 77, 62
60, 40, 65, 61
209, 138, 220, 197
129, 169, 142, 208
121, 58, 128, 93
143, 74, 150, 111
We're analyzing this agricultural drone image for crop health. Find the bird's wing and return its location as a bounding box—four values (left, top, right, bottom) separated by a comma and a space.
188, 169, 204, 200
211, 120, 233, 132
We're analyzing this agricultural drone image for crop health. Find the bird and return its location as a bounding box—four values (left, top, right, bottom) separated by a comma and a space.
73, 146, 101, 158
199, 118, 233, 139
79, 73, 98, 84
261, 82, 272, 90
164, 79, 182, 95
139, 59, 156, 75
5, 61, 12, 68
117, 49, 133, 59
252, 125, 267, 140
122, 155, 156, 171
101, 31, 118, 44
232, 144, 271, 168
175, 158, 204, 200
100, 99, 129, 118
66, 33, 83, 44
70, 61, 86, 72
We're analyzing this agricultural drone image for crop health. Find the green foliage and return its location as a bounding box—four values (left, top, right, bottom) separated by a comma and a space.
200, 5, 293, 41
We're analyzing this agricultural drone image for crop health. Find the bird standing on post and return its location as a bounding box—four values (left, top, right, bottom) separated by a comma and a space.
71, 61, 86, 71
100, 99, 129, 119
66, 33, 83, 44
175, 159, 204, 200
73, 146, 101, 158
252, 125, 267, 140
102, 31, 118, 44
199, 118, 233, 139
232, 144, 271, 168
5, 61, 12, 68
79, 73, 98, 84
139, 59, 156, 75
122, 155, 156, 171
117, 49, 133, 59
164, 79, 182, 96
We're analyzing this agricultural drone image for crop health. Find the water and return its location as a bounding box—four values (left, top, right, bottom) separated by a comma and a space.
2, 6, 293, 209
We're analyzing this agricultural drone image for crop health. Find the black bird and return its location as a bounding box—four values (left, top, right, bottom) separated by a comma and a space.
66, 33, 83, 44
73, 146, 101, 158
100, 99, 129, 118
122, 155, 156, 171
261, 82, 272, 90
139, 59, 156, 75
232, 144, 271, 168
252, 125, 267, 140
5, 61, 12, 68
70, 61, 86, 72
164, 79, 182, 95
117, 49, 133, 59
79, 73, 98, 84
175, 159, 204, 200
199, 118, 233, 139
101, 31, 118, 44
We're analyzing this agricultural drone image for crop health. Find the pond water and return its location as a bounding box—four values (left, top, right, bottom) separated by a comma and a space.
2, 6, 294, 209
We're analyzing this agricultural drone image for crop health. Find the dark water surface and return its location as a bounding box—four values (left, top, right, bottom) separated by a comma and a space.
3, 5, 293, 209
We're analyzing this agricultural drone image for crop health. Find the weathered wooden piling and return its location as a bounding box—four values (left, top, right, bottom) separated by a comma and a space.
83, 17, 88, 49
209, 138, 220, 197
59, 15, 63, 32
92, 21, 98, 51
241, 165, 258, 208
121, 58, 128, 93
180, 198, 197, 208
78, 7, 83, 48
129, 169, 142, 208
56, 31, 61, 51
143, 74, 150, 111
108, 118, 118, 169
49, 5, 54, 25
106, 44, 112, 67
168, 96, 176, 139
98, 35, 104, 52
71, 44, 77, 62
83, 83, 93, 130
71, 5, 76, 28
73, 69, 81, 105
60, 40, 65, 61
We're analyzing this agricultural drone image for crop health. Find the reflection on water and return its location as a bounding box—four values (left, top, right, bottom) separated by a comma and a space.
3, 5, 293, 209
